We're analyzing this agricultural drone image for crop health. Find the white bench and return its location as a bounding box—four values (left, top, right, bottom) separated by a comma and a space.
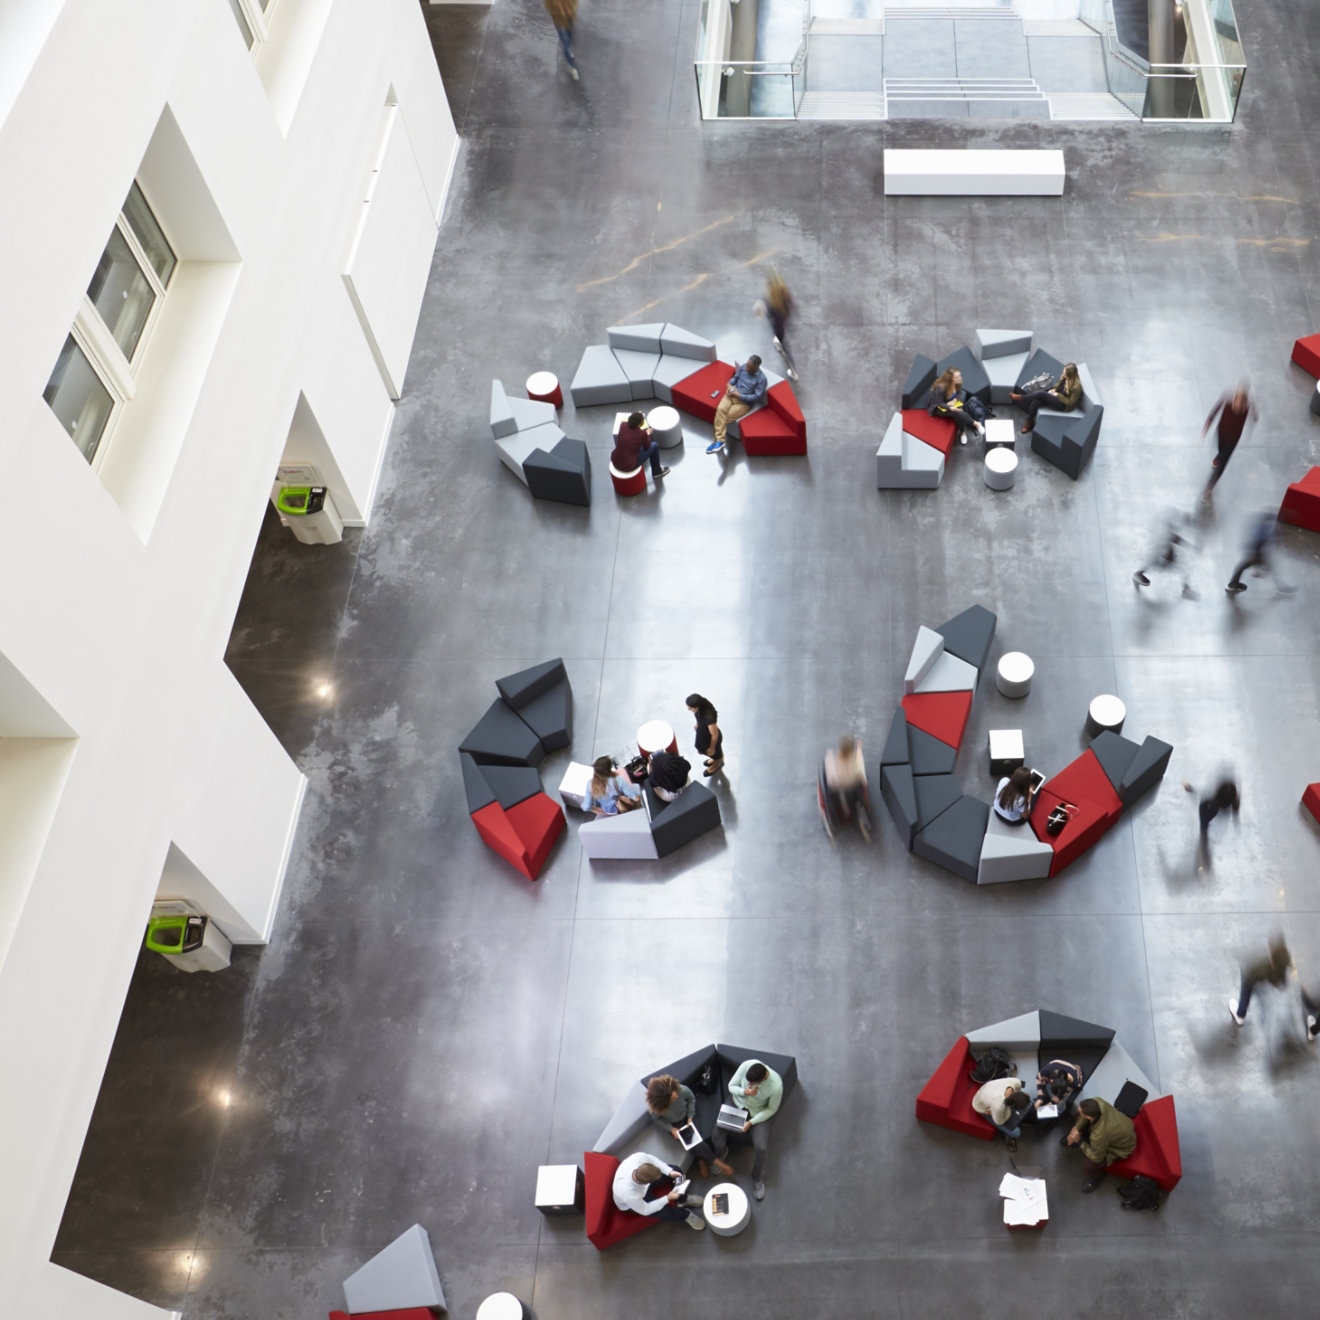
883, 149, 1065, 197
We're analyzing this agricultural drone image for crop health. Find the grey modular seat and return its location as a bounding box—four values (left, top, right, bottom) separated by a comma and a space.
934, 345, 990, 403
646, 781, 722, 857
490, 378, 556, 439
497, 421, 565, 485
902, 353, 937, 409
458, 699, 547, 767
912, 794, 991, 884
495, 657, 573, 751
881, 763, 919, 849
876, 412, 945, 490
341, 1222, 447, 1315
1117, 735, 1174, 805
973, 328, 1032, 360
570, 344, 633, 406
1020, 356, 1104, 481
977, 810, 1054, 884
524, 437, 591, 507
935, 604, 997, 674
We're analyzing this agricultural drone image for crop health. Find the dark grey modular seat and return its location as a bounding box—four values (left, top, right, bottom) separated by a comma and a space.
908, 725, 958, 776
934, 604, 997, 674
497, 657, 568, 707
525, 438, 592, 506
517, 681, 573, 752
1117, 735, 1173, 805
902, 354, 937, 409
1089, 729, 1142, 795
1032, 405, 1103, 480
458, 699, 546, 767
912, 794, 991, 884
647, 781, 722, 857
460, 752, 498, 813
479, 763, 544, 809
1015, 347, 1067, 390
914, 772, 962, 831
881, 763, 919, 849
880, 707, 910, 768
934, 345, 990, 403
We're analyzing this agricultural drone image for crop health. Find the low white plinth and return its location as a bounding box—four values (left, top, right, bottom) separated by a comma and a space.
996, 652, 1034, 698
984, 417, 1016, 449
1086, 693, 1126, 736
638, 720, 677, 756
476, 1294, 525, 1320
984, 447, 1018, 490
884, 149, 1065, 197
558, 761, 592, 810
648, 404, 684, 448
703, 1182, 752, 1236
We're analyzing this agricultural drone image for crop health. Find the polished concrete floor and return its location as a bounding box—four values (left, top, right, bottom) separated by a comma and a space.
53, 1, 1320, 1316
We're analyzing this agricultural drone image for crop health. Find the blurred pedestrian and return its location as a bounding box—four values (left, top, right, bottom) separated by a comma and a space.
1197, 776, 1240, 841
1201, 382, 1256, 501
544, 0, 579, 81
1133, 509, 1197, 597
1228, 933, 1291, 1026
685, 693, 724, 777
764, 270, 798, 382
1226, 510, 1295, 595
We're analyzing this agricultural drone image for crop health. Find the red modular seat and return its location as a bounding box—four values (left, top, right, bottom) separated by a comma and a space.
583, 1150, 662, 1250
1043, 749, 1123, 822
669, 361, 736, 422
902, 408, 957, 456
740, 384, 808, 455
1109, 1095, 1182, 1192
901, 690, 973, 750
329, 1311, 437, 1320
915, 1036, 993, 1140
1030, 787, 1113, 876
471, 793, 564, 881
1278, 466, 1320, 533
1304, 782, 1320, 824
1291, 334, 1320, 378
769, 380, 806, 439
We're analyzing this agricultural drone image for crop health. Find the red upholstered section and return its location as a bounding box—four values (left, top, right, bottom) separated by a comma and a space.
471, 802, 530, 875
1029, 787, 1114, 876
584, 1150, 661, 1250
1279, 466, 1320, 532
1109, 1096, 1181, 1192
610, 465, 646, 496
915, 1036, 993, 1140
740, 408, 807, 455
329, 1309, 440, 1320
506, 793, 565, 880
1303, 782, 1320, 824
1291, 334, 1320, 378
670, 361, 736, 422
767, 380, 806, 439
1044, 749, 1123, 820
901, 691, 973, 750
902, 409, 957, 456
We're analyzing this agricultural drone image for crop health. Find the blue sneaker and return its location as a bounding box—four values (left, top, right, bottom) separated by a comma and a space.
706, 440, 724, 454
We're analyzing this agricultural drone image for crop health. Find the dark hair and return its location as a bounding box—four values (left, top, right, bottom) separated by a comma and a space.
686, 693, 717, 723
1048, 1077, 1071, 1101
646, 1075, 679, 1111
1005, 1090, 1032, 1117
1078, 1098, 1101, 1120
746, 1062, 768, 1084
627, 411, 645, 429
747, 355, 762, 370
998, 766, 1033, 810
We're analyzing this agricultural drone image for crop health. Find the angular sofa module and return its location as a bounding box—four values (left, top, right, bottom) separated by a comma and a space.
1110, 1094, 1182, 1192
525, 438, 591, 507
579, 808, 660, 860
740, 408, 807, 456
881, 763, 919, 849
516, 682, 573, 753
1278, 466, 1320, 532
965, 1010, 1041, 1055
977, 812, 1055, 884
648, 781, 721, 857
902, 354, 937, 409
974, 328, 1032, 361
608, 322, 667, 355
912, 794, 990, 884
1032, 405, 1103, 480
913, 772, 962, 831
459, 700, 545, 767
1080, 1039, 1161, 1108
341, 1223, 446, 1315
908, 725, 957, 776
479, 764, 543, 810
584, 1150, 662, 1250
570, 345, 633, 407
934, 345, 990, 402
903, 625, 945, 693
1088, 729, 1142, 796
983, 351, 1029, 405
1015, 347, 1066, 391
497, 422, 564, 485
460, 753, 498, 814
651, 354, 704, 405
913, 650, 978, 695
1291, 333, 1320, 378
670, 361, 736, 423
497, 657, 568, 707
901, 690, 973, 750
915, 1036, 994, 1140
1029, 787, 1114, 876
1305, 782, 1320, 825
902, 408, 956, 456
876, 412, 907, 489
659, 323, 717, 361
611, 347, 663, 401
490, 379, 519, 438
880, 707, 910, 768
1116, 734, 1173, 805
934, 604, 996, 674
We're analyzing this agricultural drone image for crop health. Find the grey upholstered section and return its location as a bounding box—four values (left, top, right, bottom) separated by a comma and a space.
659, 323, 717, 360
607, 322, 667, 354
903, 625, 944, 693
570, 344, 633, 406
912, 794, 991, 884
978, 811, 1054, 884
496, 422, 564, 484
611, 348, 663, 401
974, 328, 1032, 360
525, 438, 591, 506
341, 1223, 446, 1314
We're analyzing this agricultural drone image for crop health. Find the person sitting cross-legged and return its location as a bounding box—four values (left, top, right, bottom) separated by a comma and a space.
972, 1076, 1031, 1151
1062, 1097, 1137, 1192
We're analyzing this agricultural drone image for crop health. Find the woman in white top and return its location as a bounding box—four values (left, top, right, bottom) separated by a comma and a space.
993, 766, 1038, 825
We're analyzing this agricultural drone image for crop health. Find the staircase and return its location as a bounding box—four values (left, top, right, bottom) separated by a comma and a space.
884, 76, 1050, 118
1047, 91, 1140, 120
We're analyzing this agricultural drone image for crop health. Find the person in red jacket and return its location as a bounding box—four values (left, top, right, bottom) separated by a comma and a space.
611, 412, 668, 484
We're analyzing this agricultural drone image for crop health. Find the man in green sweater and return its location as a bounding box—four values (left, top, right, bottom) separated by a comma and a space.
1063, 1097, 1137, 1192
710, 1058, 782, 1201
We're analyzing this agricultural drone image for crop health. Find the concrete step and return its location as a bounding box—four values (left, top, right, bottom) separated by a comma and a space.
798, 90, 888, 119
1048, 91, 1140, 119
811, 18, 886, 35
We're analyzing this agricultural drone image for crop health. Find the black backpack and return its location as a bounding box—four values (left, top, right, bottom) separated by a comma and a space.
1117, 1175, 1161, 1211
970, 1046, 1015, 1085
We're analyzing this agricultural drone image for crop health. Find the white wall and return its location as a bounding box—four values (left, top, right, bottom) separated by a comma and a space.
0, 1, 458, 1316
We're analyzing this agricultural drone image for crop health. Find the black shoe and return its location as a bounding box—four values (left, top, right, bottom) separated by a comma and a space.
1225, 582, 1246, 594
1005, 1138, 1018, 1152
654, 467, 670, 480
1133, 572, 1150, 587
1082, 1177, 1105, 1194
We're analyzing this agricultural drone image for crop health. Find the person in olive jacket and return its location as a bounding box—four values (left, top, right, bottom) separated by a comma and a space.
1011, 363, 1083, 434
1063, 1097, 1137, 1192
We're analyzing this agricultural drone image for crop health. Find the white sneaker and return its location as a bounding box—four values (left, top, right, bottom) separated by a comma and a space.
1228, 996, 1246, 1026
1307, 1014, 1316, 1042
568, 66, 580, 81
686, 1211, 706, 1230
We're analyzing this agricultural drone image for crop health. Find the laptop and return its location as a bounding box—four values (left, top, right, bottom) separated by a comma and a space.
717, 1103, 747, 1132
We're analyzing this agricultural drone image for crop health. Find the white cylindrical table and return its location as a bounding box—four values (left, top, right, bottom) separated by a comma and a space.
525, 370, 562, 407
983, 447, 1018, 490
703, 1181, 751, 1236
648, 404, 684, 449
638, 719, 679, 757
1085, 694, 1126, 738
476, 1293, 525, 1320
1311, 379, 1320, 418
996, 652, 1034, 698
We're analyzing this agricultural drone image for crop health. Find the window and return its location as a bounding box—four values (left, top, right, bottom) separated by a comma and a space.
226, 0, 276, 51
42, 183, 176, 465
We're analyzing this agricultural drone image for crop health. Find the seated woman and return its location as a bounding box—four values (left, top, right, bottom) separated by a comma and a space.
992, 766, 1038, 825
645, 1074, 732, 1179
1034, 1058, 1085, 1120
583, 755, 642, 817
1011, 363, 1082, 434
646, 750, 691, 802
927, 368, 986, 445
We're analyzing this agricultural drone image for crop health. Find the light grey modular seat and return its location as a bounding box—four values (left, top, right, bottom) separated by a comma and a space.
570, 344, 633, 407
342, 1223, 447, 1314
877, 412, 945, 489
607, 322, 667, 355
496, 421, 564, 485
578, 807, 659, 860
611, 347, 662, 401
903, 625, 944, 693
490, 379, 556, 439
965, 1010, 1042, 1059
973, 328, 1033, 360
977, 810, 1054, 884
1080, 1038, 1162, 1105
984, 351, 1030, 405
659, 323, 717, 360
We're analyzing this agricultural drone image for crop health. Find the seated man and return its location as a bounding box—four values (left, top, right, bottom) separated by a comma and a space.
1062, 1097, 1136, 1192
646, 750, 691, 803
1033, 1058, 1085, 1123
707, 356, 768, 454
971, 1076, 1031, 1151
710, 1058, 782, 1201
611, 1151, 706, 1231
611, 411, 668, 483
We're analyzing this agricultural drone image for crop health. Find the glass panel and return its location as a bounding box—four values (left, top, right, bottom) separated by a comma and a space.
122, 183, 176, 286
43, 336, 114, 463
226, 0, 254, 47
86, 227, 156, 361
693, 63, 796, 119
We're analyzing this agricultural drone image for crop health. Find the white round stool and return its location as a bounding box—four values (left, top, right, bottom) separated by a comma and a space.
983, 447, 1018, 490
702, 1181, 752, 1236
1085, 694, 1126, 738
647, 404, 684, 449
476, 1293, 525, 1320
638, 719, 679, 757
525, 370, 562, 408
996, 652, 1034, 698
1311, 379, 1320, 419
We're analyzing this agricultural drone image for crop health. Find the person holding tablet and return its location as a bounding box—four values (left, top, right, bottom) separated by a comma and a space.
993, 766, 1040, 825
645, 1074, 731, 1179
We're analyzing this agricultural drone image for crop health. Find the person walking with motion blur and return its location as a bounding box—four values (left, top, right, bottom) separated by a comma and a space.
1133, 509, 1197, 598
1201, 382, 1256, 501
1228, 933, 1292, 1026
544, 0, 579, 81
764, 270, 798, 382
1226, 510, 1296, 596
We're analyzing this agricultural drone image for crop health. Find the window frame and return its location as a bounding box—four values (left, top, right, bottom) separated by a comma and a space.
230, 0, 276, 51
